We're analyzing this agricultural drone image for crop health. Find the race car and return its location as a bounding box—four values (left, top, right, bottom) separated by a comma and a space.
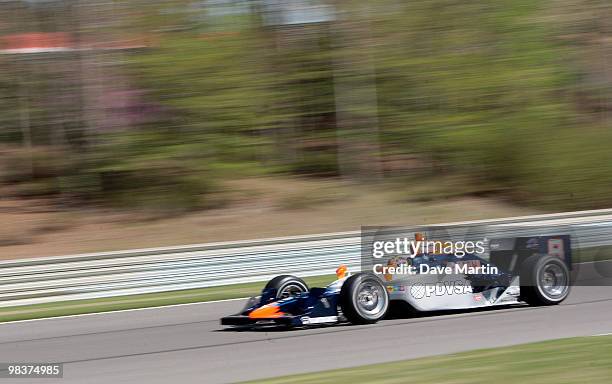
220, 234, 572, 328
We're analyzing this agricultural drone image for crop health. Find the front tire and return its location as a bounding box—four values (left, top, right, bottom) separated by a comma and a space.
265, 275, 309, 299
340, 273, 389, 324
520, 255, 570, 306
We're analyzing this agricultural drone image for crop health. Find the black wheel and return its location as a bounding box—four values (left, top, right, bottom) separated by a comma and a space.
340, 273, 389, 324
265, 275, 309, 299
520, 255, 570, 306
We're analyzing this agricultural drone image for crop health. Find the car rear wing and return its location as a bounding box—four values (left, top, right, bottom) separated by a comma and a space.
489, 235, 572, 274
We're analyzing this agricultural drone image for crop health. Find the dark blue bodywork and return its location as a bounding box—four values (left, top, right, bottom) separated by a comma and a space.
221, 235, 572, 327
220, 286, 341, 327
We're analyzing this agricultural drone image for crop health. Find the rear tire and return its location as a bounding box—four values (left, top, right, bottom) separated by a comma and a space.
340, 273, 389, 324
265, 275, 308, 299
520, 255, 570, 306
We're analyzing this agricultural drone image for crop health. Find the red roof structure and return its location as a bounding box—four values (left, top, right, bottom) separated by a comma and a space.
0, 32, 151, 54
0, 32, 74, 54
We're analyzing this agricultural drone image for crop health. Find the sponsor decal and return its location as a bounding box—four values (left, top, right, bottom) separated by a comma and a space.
410, 281, 473, 299
410, 283, 426, 299
506, 286, 520, 297
387, 284, 407, 293
548, 238, 565, 258
300, 316, 338, 325
526, 238, 540, 250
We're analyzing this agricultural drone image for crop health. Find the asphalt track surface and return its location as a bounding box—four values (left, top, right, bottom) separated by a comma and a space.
0, 273, 611, 384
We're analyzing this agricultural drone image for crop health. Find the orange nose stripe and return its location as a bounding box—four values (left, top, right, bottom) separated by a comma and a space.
336, 265, 348, 279
249, 304, 285, 319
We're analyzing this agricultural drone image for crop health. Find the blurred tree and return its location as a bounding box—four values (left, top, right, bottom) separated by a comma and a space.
0, 0, 611, 210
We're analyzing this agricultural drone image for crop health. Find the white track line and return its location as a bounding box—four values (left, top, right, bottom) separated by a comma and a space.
0, 297, 248, 326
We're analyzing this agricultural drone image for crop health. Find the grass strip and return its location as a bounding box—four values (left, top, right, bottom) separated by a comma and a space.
245, 336, 612, 384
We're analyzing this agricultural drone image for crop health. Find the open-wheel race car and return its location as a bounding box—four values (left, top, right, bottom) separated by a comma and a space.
220, 234, 572, 328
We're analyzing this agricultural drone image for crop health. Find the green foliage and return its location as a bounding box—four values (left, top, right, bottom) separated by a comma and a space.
373, 0, 612, 209
1, 0, 611, 211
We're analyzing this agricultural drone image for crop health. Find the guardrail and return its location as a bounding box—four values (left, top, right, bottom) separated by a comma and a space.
1, 209, 612, 308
